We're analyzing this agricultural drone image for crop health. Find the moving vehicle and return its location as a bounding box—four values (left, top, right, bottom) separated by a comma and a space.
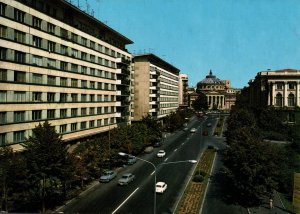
190, 128, 197, 133
127, 155, 137, 165
156, 182, 167, 193
99, 170, 117, 183
206, 123, 212, 127
157, 150, 166, 158
118, 173, 135, 185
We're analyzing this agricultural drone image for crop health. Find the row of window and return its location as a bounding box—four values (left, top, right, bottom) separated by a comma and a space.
275, 93, 296, 107
0, 2, 128, 59
0, 90, 116, 103
276, 82, 297, 90
159, 103, 178, 108
0, 118, 115, 145
0, 107, 116, 124
198, 85, 225, 90
150, 66, 179, 82
0, 69, 116, 90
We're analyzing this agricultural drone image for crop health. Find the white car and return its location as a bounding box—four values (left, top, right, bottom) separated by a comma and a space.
157, 150, 166, 158
156, 182, 167, 193
190, 128, 197, 133
118, 173, 135, 186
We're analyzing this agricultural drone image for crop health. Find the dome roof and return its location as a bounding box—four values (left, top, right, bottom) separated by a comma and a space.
197, 70, 222, 86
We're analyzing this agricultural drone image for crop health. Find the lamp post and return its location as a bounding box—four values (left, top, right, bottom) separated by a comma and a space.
118, 152, 196, 214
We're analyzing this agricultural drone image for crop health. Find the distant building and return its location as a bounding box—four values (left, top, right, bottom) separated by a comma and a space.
192, 70, 240, 110
132, 54, 180, 121
179, 74, 188, 107
248, 69, 300, 123
0, 0, 132, 150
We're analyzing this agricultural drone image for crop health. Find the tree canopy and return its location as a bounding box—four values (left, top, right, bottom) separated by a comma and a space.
192, 92, 208, 111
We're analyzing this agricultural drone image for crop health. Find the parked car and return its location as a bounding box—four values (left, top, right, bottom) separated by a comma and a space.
118, 173, 135, 185
206, 123, 212, 127
99, 170, 117, 183
127, 155, 137, 165
156, 182, 167, 193
144, 146, 154, 154
183, 127, 189, 131
153, 142, 162, 147
190, 128, 197, 133
157, 150, 166, 158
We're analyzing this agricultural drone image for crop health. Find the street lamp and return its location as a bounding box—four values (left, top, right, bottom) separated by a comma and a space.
118, 152, 196, 214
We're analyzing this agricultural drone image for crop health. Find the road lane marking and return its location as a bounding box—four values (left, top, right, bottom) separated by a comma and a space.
151, 171, 155, 176
112, 187, 140, 214
164, 157, 168, 162
174, 149, 177, 152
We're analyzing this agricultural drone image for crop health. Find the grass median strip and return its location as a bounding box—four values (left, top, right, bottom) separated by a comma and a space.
176, 147, 217, 214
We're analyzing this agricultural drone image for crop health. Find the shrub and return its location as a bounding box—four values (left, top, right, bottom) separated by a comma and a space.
193, 175, 204, 183
195, 170, 207, 177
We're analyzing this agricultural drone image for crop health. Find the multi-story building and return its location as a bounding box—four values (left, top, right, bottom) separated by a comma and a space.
179, 74, 188, 107
0, 0, 133, 150
248, 69, 300, 123
132, 54, 180, 121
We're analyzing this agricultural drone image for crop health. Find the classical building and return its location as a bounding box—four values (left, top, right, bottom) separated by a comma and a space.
248, 69, 300, 123
178, 74, 188, 107
191, 70, 240, 110
0, 0, 132, 150
132, 54, 180, 121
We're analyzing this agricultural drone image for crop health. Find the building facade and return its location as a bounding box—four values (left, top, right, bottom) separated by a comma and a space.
132, 54, 180, 121
178, 74, 188, 107
0, 0, 132, 150
248, 69, 300, 123
191, 70, 240, 110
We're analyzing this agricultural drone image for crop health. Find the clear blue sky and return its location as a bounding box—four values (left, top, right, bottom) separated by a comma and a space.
76, 0, 300, 88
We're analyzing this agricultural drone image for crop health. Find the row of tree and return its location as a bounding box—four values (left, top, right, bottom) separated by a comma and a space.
0, 109, 193, 212
223, 104, 300, 207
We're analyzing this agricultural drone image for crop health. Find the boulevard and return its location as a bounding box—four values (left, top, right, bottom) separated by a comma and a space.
61, 115, 220, 214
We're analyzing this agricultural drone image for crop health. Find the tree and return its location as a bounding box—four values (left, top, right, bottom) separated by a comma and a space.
24, 121, 74, 212
192, 92, 208, 111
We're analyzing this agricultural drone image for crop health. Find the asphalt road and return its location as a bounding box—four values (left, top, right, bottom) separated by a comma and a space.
62, 115, 217, 214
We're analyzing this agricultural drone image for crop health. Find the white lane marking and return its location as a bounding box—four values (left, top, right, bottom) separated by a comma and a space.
151, 171, 155, 176
174, 149, 178, 152
164, 157, 168, 162
112, 187, 140, 214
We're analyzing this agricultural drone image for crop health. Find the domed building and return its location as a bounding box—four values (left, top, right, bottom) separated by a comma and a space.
190, 70, 240, 110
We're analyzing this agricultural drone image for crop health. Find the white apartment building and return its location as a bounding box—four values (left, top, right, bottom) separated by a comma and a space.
0, 0, 132, 150
132, 54, 180, 121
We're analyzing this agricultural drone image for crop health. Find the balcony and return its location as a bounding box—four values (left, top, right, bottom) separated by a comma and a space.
116, 57, 131, 65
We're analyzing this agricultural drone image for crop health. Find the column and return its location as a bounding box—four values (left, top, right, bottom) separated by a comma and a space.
297, 82, 300, 107
283, 81, 288, 106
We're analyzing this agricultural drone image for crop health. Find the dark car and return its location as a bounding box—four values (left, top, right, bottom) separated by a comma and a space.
153, 142, 162, 147
127, 155, 137, 165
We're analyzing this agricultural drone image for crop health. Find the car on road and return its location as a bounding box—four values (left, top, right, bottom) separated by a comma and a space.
156, 182, 167, 193
118, 173, 135, 185
144, 146, 154, 154
153, 142, 162, 147
99, 170, 117, 183
127, 155, 137, 165
157, 150, 166, 158
190, 128, 197, 133
183, 127, 189, 131
206, 123, 212, 127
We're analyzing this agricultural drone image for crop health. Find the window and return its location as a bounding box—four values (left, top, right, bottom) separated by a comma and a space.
90, 68, 95, 76
60, 77, 67, 86
47, 23, 55, 34
0, 25, 7, 38
90, 55, 95, 63
0, 69, 7, 81
33, 36, 42, 48
81, 37, 87, 46
90, 107, 95, 115
288, 83, 295, 90
60, 109, 67, 118
81, 66, 87, 74
32, 92, 42, 101
47, 109, 55, 119
13, 131, 25, 143
71, 108, 77, 117
14, 111, 25, 122
80, 121, 86, 129
60, 28, 68, 39
90, 41, 95, 49
97, 95, 102, 101
60, 61, 68, 71
48, 41, 56, 52
32, 16, 42, 29
0, 48, 6, 60
97, 107, 102, 114
15, 30, 26, 43
104, 59, 109, 66
47, 92, 55, 102
0, 133, 6, 146
14, 71, 26, 82
81, 80, 87, 88
288, 94, 295, 106
105, 47, 109, 55
60, 125, 67, 133
14, 91, 26, 102
71, 49, 78, 58
97, 119, 102, 126
47, 59, 56, 68
90, 94, 95, 102
60, 93, 67, 102
14, 51, 26, 63
0, 91, 7, 102
71, 93, 77, 102
98, 44, 103, 52
276, 83, 283, 90
61, 45, 68, 55
71, 33, 78, 43
275, 93, 283, 107
90, 81, 95, 89
71, 123, 77, 131
89, 120, 94, 128
71, 78, 78, 87
81, 108, 87, 116
0, 112, 6, 124
14, 9, 25, 23
0, 3, 6, 16
98, 57, 102, 64
32, 55, 42, 66
104, 107, 109, 113
32, 110, 42, 120
32, 73, 42, 84
81, 94, 87, 102
81, 52, 87, 60
71, 64, 78, 72
47, 76, 56, 85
